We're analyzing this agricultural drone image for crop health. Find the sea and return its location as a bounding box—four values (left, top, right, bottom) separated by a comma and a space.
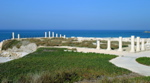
0, 30, 150, 42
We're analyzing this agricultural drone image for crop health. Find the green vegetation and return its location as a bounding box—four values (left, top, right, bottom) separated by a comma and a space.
2, 40, 21, 50
0, 48, 135, 82
1, 48, 150, 82
136, 57, 150, 66
2, 38, 129, 50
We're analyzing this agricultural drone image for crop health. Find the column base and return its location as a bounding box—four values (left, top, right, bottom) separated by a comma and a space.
96, 47, 100, 50
130, 50, 135, 53
107, 48, 111, 51
136, 49, 140, 52
118, 49, 123, 51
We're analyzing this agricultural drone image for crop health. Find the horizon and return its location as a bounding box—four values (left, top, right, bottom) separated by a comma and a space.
0, 0, 150, 30
0, 29, 150, 31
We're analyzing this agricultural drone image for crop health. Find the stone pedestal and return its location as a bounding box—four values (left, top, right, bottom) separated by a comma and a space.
0, 41, 3, 51
136, 37, 140, 52
56, 34, 58, 37
49, 31, 50, 37
18, 34, 20, 39
52, 32, 54, 37
107, 39, 111, 51
130, 36, 135, 52
96, 40, 100, 49
64, 35, 66, 38
118, 37, 123, 51
45, 32, 47, 38
12, 32, 15, 39
141, 39, 145, 51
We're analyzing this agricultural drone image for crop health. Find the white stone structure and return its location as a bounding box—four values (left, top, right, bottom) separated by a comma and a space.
118, 37, 123, 51
130, 36, 135, 52
145, 40, 150, 50
60, 34, 62, 37
45, 32, 47, 38
12, 32, 15, 39
52, 32, 54, 37
107, 39, 111, 51
0, 41, 3, 51
96, 40, 100, 49
64, 35, 66, 38
136, 37, 140, 52
141, 39, 145, 51
56, 34, 58, 37
18, 34, 20, 39
48, 31, 51, 38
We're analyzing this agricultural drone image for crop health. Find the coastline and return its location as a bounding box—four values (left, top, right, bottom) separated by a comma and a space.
0, 36, 150, 63
76, 37, 150, 42
0, 36, 150, 76
1, 30, 150, 42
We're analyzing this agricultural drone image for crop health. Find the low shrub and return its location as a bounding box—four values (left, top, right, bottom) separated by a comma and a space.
136, 57, 150, 66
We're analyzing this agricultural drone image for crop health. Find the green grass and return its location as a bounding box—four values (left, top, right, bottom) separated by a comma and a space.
2, 40, 21, 50
0, 48, 133, 82
136, 57, 150, 66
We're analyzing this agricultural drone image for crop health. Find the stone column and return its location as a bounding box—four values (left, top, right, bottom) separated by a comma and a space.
146, 40, 149, 44
96, 40, 100, 49
48, 31, 50, 38
141, 39, 145, 51
0, 41, 3, 51
107, 39, 111, 51
56, 34, 58, 37
52, 32, 54, 37
12, 32, 15, 39
136, 37, 140, 52
130, 36, 135, 52
118, 37, 123, 51
45, 32, 47, 38
18, 34, 20, 39
60, 34, 62, 38
64, 35, 66, 38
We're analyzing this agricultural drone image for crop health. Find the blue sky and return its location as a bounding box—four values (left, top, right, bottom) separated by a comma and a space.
0, 0, 150, 30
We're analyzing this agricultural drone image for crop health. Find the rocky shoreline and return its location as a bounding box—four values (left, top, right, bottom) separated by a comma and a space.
0, 43, 37, 63
144, 31, 150, 33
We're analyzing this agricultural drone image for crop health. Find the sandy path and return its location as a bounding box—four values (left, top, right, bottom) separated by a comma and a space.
55, 46, 150, 76
76, 47, 150, 76
110, 51, 150, 76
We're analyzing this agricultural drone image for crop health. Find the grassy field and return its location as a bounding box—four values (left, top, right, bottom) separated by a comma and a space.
0, 48, 144, 83
1, 38, 150, 82
0, 48, 150, 83
136, 57, 150, 66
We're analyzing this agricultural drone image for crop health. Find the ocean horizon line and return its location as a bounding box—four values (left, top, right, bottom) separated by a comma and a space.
0, 29, 150, 31
0, 30, 150, 41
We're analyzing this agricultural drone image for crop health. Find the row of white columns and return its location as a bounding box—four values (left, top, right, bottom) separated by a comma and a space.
12, 31, 66, 39
96, 38, 122, 51
130, 36, 145, 52
12, 32, 20, 39
96, 36, 145, 52
44, 31, 66, 38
